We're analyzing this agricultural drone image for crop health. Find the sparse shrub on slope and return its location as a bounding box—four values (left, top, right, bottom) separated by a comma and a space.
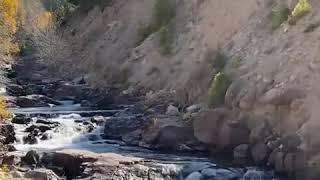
208, 72, 230, 108
206, 50, 227, 72
152, 0, 175, 29
137, 0, 175, 55
159, 26, 172, 55
271, 4, 290, 30
289, 0, 311, 24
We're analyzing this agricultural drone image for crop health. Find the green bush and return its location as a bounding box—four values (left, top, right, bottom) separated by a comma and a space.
152, 0, 175, 29
137, 0, 175, 51
205, 50, 227, 71
208, 72, 230, 108
159, 26, 172, 55
271, 4, 290, 30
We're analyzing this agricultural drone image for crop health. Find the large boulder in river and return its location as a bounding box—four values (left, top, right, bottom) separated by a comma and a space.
193, 108, 249, 149
104, 115, 146, 139
25, 124, 56, 133
22, 150, 40, 165
6, 84, 26, 96
16, 95, 61, 107
41, 152, 95, 179
12, 115, 32, 125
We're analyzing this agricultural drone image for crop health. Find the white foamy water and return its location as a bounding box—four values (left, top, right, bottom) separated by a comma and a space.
14, 114, 98, 151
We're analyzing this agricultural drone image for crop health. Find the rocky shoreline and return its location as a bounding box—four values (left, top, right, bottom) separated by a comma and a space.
0, 65, 284, 180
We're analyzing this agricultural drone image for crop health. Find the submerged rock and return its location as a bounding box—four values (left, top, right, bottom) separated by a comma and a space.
180, 162, 213, 177
185, 172, 202, 180
23, 134, 38, 144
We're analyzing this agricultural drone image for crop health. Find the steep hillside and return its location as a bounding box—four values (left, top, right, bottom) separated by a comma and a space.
61, 0, 259, 103
14, 0, 320, 179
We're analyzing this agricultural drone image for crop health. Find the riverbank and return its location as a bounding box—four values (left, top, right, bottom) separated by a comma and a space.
0, 63, 282, 180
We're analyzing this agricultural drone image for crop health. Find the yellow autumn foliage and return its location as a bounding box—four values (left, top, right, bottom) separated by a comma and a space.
292, 0, 311, 18
0, 0, 18, 33
34, 11, 53, 30
0, 165, 8, 180
0, 97, 11, 120
0, 0, 19, 55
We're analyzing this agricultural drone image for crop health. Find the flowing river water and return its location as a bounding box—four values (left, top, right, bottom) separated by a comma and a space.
8, 101, 282, 180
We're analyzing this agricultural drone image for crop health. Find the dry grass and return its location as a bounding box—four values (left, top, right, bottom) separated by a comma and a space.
0, 97, 12, 120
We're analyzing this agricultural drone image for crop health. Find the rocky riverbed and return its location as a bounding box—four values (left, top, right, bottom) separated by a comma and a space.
0, 67, 283, 180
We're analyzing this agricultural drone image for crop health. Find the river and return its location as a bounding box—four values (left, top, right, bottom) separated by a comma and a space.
7, 100, 282, 180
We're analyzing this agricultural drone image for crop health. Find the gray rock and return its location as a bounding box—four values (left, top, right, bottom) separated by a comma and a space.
25, 124, 54, 133
186, 104, 202, 113
6, 84, 26, 96
259, 87, 305, 106
87, 134, 100, 141
40, 132, 52, 140
166, 105, 180, 116
16, 95, 61, 108
23, 134, 38, 144
185, 172, 202, 180
251, 142, 270, 164
201, 168, 217, 177
2, 155, 17, 166
104, 115, 145, 139
24, 168, 61, 180
233, 144, 249, 160
243, 169, 265, 180
181, 162, 213, 177
122, 129, 141, 145
153, 126, 197, 151
214, 169, 239, 180
22, 150, 40, 165
0, 124, 16, 144
90, 116, 105, 125
281, 134, 302, 152
36, 119, 59, 125
12, 115, 32, 124
274, 151, 285, 173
